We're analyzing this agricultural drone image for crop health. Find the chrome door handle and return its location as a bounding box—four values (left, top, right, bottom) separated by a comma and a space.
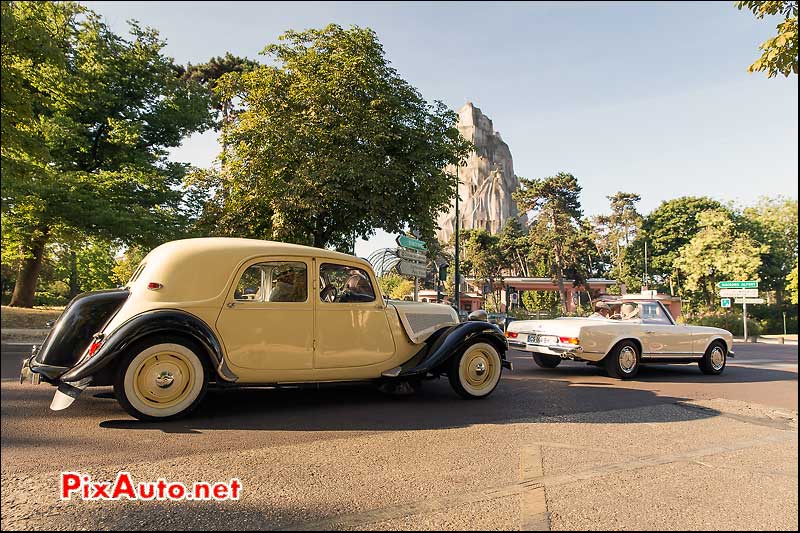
645, 330, 656, 334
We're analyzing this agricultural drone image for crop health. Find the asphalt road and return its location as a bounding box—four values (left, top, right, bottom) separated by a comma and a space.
1, 341, 797, 530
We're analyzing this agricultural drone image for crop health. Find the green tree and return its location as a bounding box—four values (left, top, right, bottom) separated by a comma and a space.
2, 2, 213, 307
593, 192, 642, 288
498, 218, 530, 277
787, 264, 798, 304
111, 245, 148, 286
520, 258, 561, 313
674, 210, 765, 309
514, 172, 583, 313
624, 196, 726, 293
178, 53, 259, 129
1, 1, 75, 178
48, 234, 118, 297
462, 229, 504, 311
736, 1, 798, 77
740, 196, 798, 301
378, 273, 415, 300
210, 24, 471, 250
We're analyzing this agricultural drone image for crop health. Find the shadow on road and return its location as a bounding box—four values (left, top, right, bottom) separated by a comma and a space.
91, 375, 717, 434
515, 360, 799, 385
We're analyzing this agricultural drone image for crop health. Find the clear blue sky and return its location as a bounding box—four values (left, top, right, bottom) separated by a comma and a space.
86, 1, 798, 257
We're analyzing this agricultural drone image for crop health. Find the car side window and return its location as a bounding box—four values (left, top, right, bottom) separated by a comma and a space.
233, 262, 308, 303
319, 263, 375, 303
641, 302, 671, 325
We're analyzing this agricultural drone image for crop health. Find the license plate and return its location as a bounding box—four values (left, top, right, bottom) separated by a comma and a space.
528, 334, 557, 345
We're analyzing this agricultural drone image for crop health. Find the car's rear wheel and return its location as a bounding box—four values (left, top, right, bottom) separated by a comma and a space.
699, 341, 727, 375
604, 340, 640, 379
114, 338, 208, 421
532, 353, 562, 368
448, 341, 502, 399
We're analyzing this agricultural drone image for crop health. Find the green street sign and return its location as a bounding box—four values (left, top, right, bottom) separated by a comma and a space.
718, 281, 758, 289
720, 298, 732, 308
396, 235, 426, 251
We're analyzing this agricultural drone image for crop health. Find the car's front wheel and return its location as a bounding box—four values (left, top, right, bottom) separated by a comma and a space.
532, 353, 562, 368
448, 342, 503, 399
114, 338, 209, 421
604, 340, 640, 379
699, 341, 727, 375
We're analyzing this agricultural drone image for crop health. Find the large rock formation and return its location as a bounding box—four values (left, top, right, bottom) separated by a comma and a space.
436, 102, 520, 244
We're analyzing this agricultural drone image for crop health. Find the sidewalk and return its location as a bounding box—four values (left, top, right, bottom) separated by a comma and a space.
0, 328, 49, 344
734, 335, 799, 345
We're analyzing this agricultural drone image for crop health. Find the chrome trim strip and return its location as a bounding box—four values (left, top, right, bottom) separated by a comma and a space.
641, 353, 701, 359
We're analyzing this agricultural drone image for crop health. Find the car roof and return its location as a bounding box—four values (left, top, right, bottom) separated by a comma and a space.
130, 237, 373, 302
150, 237, 365, 264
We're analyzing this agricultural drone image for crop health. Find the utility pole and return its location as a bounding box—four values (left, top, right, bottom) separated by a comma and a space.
743, 300, 748, 341
643, 240, 648, 289
454, 164, 460, 313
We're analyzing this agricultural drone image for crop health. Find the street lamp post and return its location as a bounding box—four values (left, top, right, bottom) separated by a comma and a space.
454, 164, 460, 313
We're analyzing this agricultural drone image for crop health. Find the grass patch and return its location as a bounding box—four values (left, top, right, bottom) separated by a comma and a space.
1, 306, 64, 329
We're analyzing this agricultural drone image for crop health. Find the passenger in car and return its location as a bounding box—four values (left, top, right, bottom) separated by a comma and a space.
269, 269, 300, 302
589, 301, 612, 319
620, 303, 640, 320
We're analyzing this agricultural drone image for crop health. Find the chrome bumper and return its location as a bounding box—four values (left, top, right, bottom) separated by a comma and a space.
19, 356, 42, 385
509, 340, 582, 355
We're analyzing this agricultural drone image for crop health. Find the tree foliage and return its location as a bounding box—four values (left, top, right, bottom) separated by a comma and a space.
1, 1, 213, 306
624, 196, 726, 293
592, 192, 642, 289
787, 264, 798, 304
378, 272, 414, 300
177, 52, 259, 129
514, 172, 584, 312
207, 24, 471, 250
740, 196, 798, 296
674, 210, 765, 309
736, 1, 798, 77
461, 229, 505, 310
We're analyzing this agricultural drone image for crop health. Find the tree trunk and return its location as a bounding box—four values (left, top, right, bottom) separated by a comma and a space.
9, 228, 50, 308
68, 249, 80, 298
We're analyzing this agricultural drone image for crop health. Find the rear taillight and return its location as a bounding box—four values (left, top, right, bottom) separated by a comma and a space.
505, 331, 518, 339
559, 336, 580, 345
87, 334, 105, 356
147, 282, 163, 290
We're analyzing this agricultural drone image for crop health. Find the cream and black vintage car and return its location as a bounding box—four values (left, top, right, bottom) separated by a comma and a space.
506, 298, 734, 379
20, 238, 510, 420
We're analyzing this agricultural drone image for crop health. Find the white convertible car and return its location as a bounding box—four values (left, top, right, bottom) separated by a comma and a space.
505, 298, 734, 379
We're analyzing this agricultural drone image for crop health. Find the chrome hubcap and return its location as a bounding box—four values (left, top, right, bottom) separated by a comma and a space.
619, 346, 637, 373
155, 371, 174, 388
133, 352, 194, 408
463, 350, 495, 389
710, 347, 725, 370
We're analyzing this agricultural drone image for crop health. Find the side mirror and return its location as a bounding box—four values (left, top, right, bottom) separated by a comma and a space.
468, 309, 488, 322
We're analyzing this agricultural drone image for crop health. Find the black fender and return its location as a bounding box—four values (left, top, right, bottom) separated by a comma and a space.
396, 321, 510, 378
59, 309, 238, 383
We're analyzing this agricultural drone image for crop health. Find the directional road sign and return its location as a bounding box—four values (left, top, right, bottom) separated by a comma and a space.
720, 298, 732, 308
720, 288, 759, 298
397, 260, 427, 278
718, 281, 758, 289
734, 298, 765, 304
396, 235, 426, 251
396, 248, 426, 263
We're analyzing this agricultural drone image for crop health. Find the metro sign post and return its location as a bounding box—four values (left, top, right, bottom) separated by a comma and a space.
718, 281, 760, 340
396, 235, 427, 301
